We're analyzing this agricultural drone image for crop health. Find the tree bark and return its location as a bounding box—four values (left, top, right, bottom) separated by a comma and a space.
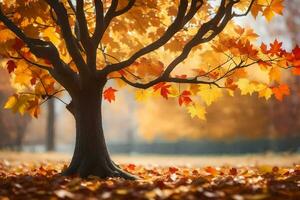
46, 98, 55, 151
62, 85, 136, 179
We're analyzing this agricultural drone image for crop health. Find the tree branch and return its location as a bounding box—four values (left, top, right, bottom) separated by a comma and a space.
45, 0, 88, 77
118, 0, 239, 89
120, 76, 222, 89
0, 3, 79, 91
100, 0, 203, 76
76, 0, 91, 51
92, 0, 105, 45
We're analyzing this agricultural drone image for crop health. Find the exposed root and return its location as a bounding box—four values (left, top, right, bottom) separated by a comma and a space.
61, 158, 138, 180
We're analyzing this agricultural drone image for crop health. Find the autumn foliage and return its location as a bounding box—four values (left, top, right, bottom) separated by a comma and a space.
0, 159, 300, 199
0, 0, 299, 179
0, 0, 297, 121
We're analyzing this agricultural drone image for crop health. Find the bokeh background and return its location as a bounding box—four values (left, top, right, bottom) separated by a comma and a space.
0, 0, 299, 155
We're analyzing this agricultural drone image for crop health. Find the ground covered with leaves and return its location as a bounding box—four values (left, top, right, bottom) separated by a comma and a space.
0, 159, 300, 200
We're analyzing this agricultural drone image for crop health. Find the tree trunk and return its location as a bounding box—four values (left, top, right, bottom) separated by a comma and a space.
46, 98, 55, 151
15, 125, 24, 151
62, 85, 136, 179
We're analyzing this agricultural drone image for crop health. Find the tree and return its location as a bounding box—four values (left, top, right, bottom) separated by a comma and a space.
0, 0, 298, 179
267, 0, 300, 139
46, 98, 56, 151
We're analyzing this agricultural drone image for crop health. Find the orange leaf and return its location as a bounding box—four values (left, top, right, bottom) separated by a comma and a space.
127, 164, 136, 171
269, 39, 282, 56
272, 84, 290, 101
103, 87, 117, 103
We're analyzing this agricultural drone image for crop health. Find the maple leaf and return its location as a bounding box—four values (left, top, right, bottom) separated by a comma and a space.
198, 85, 223, 106
260, 43, 269, 54
291, 46, 300, 74
269, 67, 281, 82
27, 98, 40, 118
272, 84, 290, 101
187, 104, 206, 120
225, 78, 238, 91
263, 0, 284, 21
6, 60, 17, 74
259, 87, 273, 100
269, 39, 283, 56
4, 94, 30, 115
153, 82, 171, 99
135, 89, 151, 102
251, 2, 264, 18
292, 45, 300, 60
178, 90, 192, 106
237, 79, 256, 95
103, 87, 117, 103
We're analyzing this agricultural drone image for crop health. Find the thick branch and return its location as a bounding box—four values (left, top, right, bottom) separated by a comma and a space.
92, 0, 104, 45
100, 0, 203, 76
76, 0, 91, 51
45, 0, 88, 77
0, 4, 79, 91
93, 0, 136, 47
119, 0, 237, 89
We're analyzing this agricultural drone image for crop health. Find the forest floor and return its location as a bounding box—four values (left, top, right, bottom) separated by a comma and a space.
0, 152, 300, 199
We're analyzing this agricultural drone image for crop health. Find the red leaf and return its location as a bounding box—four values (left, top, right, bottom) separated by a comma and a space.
229, 168, 238, 176
13, 38, 24, 50
153, 82, 171, 99
260, 43, 269, 54
292, 45, 300, 60
168, 167, 178, 174
103, 87, 117, 103
30, 77, 37, 85
127, 164, 136, 171
178, 90, 192, 106
6, 60, 17, 74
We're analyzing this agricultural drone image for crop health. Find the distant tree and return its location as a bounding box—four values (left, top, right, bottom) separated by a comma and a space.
0, 69, 30, 150
0, 0, 298, 179
46, 98, 55, 151
267, 0, 300, 139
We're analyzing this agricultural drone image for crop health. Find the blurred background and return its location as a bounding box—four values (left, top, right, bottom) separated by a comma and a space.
0, 0, 299, 156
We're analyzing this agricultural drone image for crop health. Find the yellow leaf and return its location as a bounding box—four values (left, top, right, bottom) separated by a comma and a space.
4, 95, 18, 110
4, 94, 30, 115
135, 89, 152, 102
259, 87, 273, 100
187, 104, 206, 120
198, 85, 223, 106
237, 79, 256, 95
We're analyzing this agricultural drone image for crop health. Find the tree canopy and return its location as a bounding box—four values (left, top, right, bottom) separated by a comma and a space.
0, 0, 298, 120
